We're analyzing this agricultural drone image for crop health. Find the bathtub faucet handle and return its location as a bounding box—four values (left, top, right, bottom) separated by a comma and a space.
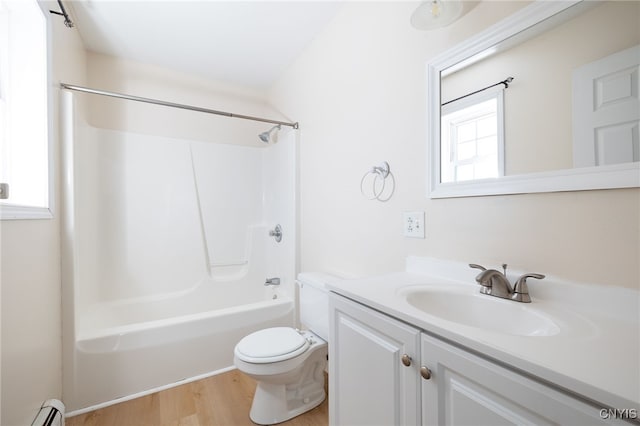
265, 277, 280, 286
269, 224, 283, 243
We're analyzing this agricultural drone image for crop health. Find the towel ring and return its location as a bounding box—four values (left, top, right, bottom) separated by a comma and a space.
360, 162, 395, 202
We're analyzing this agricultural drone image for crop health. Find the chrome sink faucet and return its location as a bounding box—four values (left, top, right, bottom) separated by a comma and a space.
469, 263, 545, 303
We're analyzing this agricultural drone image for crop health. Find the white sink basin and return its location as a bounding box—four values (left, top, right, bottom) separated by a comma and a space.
403, 286, 561, 337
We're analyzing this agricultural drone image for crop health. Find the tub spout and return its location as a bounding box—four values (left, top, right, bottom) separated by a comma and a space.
265, 277, 280, 286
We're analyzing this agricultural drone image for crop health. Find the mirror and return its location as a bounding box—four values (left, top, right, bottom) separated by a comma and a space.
427, 0, 640, 198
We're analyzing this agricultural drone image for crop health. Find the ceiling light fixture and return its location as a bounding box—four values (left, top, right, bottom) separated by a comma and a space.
410, 0, 464, 31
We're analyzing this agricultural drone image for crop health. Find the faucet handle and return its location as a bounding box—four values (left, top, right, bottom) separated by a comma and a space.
512, 273, 545, 303
468, 263, 487, 271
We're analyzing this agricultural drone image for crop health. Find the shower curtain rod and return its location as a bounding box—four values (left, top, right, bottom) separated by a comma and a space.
50, 0, 74, 28
441, 77, 514, 107
60, 83, 299, 129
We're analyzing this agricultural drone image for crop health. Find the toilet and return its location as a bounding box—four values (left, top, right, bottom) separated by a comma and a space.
233, 272, 335, 425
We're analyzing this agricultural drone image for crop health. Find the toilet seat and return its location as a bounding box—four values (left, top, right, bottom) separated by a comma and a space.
235, 327, 310, 364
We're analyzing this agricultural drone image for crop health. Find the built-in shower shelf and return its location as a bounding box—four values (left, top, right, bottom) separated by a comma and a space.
211, 260, 248, 267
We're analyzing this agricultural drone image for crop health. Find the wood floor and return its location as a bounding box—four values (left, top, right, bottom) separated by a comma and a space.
66, 370, 328, 426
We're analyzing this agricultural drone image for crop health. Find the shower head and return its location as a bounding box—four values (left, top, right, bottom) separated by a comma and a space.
259, 124, 281, 143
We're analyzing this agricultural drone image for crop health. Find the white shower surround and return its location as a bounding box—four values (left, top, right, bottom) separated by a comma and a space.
61, 92, 298, 412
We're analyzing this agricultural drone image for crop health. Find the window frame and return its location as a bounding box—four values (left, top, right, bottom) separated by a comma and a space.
0, 0, 54, 220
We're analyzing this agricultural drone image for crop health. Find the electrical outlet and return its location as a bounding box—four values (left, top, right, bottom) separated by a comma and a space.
403, 211, 425, 238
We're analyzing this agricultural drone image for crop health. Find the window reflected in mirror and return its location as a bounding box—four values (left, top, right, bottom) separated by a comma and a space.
441, 88, 504, 183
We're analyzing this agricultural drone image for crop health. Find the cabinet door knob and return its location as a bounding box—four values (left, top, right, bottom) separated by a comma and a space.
420, 366, 432, 380
401, 354, 412, 367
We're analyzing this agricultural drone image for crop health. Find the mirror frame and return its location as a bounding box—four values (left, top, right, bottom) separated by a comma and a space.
427, 0, 640, 198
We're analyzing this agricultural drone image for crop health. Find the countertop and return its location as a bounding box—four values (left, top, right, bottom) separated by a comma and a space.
326, 257, 640, 411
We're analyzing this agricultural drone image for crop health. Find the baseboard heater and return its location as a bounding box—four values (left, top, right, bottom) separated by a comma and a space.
31, 399, 65, 426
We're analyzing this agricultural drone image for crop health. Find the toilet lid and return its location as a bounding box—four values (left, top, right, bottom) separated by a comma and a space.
235, 327, 309, 363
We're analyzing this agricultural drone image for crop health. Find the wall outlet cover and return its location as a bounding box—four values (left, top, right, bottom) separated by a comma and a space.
403, 211, 425, 238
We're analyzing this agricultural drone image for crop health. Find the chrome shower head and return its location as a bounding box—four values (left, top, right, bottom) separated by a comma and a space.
259, 124, 281, 143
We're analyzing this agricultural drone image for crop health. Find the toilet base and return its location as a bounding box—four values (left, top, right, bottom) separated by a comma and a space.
247, 349, 327, 425
250, 380, 325, 425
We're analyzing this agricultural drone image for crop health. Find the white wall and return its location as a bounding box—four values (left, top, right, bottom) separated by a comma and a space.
269, 1, 640, 289
0, 2, 86, 424
85, 51, 290, 147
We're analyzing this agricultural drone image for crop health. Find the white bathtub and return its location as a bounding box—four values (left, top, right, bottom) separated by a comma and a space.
68, 284, 294, 413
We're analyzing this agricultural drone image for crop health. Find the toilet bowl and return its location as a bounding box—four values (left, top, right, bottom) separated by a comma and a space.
233, 273, 336, 425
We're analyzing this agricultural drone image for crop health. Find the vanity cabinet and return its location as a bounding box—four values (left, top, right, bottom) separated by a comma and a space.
330, 292, 625, 426
329, 292, 421, 425
420, 333, 617, 425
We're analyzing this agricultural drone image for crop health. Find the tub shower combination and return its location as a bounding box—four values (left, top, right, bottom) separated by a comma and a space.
60, 89, 298, 413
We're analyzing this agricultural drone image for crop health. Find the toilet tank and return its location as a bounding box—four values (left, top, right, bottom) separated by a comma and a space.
297, 272, 339, 341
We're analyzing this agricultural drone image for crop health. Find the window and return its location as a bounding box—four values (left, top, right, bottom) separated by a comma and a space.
0, 0, 52, 219
441, 87, 505, 183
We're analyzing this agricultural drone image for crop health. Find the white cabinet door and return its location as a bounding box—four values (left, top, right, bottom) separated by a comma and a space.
329, 293, 421, 426
420, 333, 622, 426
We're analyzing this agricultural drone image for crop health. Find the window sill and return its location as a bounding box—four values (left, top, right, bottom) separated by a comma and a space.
0, 204, 53, 220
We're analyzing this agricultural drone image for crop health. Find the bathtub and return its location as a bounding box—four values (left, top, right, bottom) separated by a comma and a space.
68, 283, 294, 413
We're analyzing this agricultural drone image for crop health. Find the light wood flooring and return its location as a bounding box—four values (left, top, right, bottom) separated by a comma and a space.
66, 369, 328, 426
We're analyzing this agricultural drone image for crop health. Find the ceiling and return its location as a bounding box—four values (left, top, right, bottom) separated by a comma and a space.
69, 1, 344, 90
